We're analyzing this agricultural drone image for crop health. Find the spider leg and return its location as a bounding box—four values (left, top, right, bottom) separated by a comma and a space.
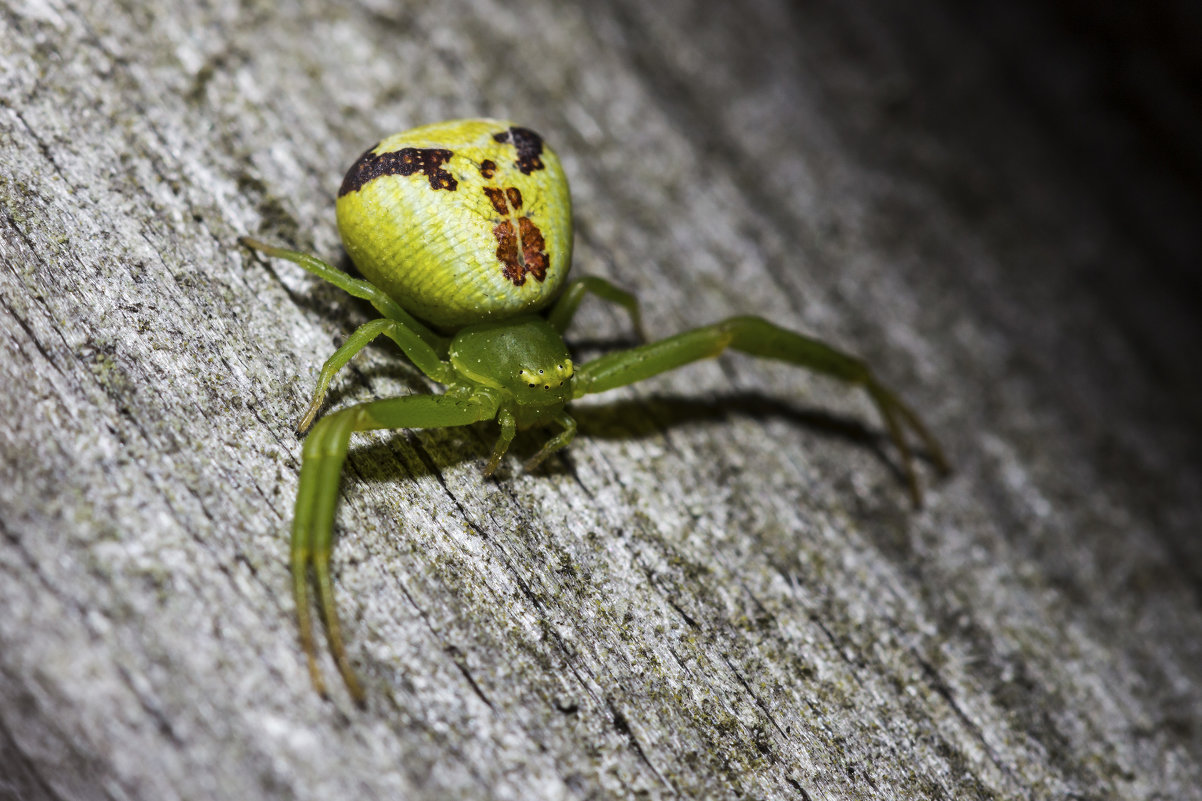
483, 408, 517, 476
291, 391, 500, 702
239, 237, 449, 351
547, 276, 645, 341
297, 318, 455, 432
572, 315, 949, 506
524, 410, 577, 472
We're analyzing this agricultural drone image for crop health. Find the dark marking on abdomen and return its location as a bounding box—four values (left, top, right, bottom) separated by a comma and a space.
491, 127, 545, 175
493, 216, 548, 285
483, 186, 524, 216
339, 147, 458, 196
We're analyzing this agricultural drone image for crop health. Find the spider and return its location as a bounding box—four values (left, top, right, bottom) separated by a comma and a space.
241, 119, 948, 702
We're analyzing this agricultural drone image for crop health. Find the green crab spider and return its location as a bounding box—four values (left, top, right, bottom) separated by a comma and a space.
241, 119, 948, 702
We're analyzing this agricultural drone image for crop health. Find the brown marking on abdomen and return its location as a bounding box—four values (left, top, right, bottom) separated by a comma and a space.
483, 187, 508, 215
491, 127, 545, 175
339, 147, 458, 196
482, 186, 525, 216
492, 216, 549, 286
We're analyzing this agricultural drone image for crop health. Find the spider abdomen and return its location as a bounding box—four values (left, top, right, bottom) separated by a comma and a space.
335, 119, 573, 329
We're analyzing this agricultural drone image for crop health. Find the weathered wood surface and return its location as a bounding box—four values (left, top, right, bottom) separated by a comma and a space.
2, 1, 1200, 799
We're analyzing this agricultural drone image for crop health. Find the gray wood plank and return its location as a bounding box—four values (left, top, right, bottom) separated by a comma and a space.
2, 1, 1199, 799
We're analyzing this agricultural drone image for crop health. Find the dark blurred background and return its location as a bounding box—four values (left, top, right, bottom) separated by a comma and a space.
958, 0, 1202, 347
815, 0, 1202, 451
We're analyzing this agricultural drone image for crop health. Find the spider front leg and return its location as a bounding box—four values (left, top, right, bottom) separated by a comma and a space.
548, 276, 646, 341
297, 317, 455, 432
240, 237, 446, 349
572, 315, 949, 506
292, 391, 500, 701
240, 238, 455, 430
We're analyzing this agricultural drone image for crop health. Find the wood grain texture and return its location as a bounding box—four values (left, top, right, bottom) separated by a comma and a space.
2, 0, 1200, 799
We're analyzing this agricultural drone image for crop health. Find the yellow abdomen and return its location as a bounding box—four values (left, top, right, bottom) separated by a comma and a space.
335, 119, 573, 329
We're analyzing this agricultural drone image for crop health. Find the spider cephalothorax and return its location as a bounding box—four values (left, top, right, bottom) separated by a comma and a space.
241, 118, 948, 702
